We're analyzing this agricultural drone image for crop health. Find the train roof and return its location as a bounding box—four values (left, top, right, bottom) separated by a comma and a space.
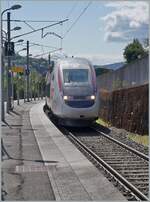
56, 57, 92, 69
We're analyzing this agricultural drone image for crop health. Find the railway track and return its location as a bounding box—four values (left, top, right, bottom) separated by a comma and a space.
62, 126, 149, 201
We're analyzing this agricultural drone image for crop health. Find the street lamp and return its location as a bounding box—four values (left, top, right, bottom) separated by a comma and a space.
1, 4, 22, 120
17, 48, 27, 53
10, 5, 22, 10
11, 26, 21, 31
14, 39, 24, 43
2, 26, 22, 42
1, 4, 21, 16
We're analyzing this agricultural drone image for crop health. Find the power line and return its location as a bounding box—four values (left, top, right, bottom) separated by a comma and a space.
2, 20, 62, 23
11, 19, 69, 40
15, 42, 58, 50
24, 21, 35, 31
33, 48, 62, 58
63, 2, 92, 39
66, 2, 78, 18
30, 42, 57, 49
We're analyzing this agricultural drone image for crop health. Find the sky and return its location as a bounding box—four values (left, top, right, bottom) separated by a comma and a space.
1, 0, 149, 65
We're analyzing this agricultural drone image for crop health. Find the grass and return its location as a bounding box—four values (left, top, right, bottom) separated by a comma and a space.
127, 133, 149, 147
96, 118, 111, 127
96, 118, 149, 147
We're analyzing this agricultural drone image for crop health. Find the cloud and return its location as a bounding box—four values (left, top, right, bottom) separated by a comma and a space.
102, 1, 149, 42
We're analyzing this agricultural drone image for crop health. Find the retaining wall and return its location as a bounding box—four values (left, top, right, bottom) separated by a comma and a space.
99, 84, 148, 135
97, 56, 149, 91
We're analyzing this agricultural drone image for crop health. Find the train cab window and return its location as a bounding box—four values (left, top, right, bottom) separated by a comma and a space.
63, 69, 88, 83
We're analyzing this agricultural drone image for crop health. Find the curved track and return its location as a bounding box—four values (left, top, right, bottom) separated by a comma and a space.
63, 127, 149, 201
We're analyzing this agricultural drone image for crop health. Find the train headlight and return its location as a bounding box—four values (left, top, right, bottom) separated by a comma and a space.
90, 95, 95, 100
63, 95, 68, 100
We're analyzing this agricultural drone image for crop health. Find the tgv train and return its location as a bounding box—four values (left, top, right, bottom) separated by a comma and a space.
44, 57, 100, 126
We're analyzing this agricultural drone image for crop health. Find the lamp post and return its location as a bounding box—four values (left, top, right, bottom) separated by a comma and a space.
7, 14, 22, 112
26, 40, 30, 102
1, 4, 21, 120
14, 39, 24, 43
28, 54, 32, 101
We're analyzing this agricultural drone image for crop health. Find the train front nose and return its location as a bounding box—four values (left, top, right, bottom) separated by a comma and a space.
63, 85, 94, 107
61, 85, 98, 119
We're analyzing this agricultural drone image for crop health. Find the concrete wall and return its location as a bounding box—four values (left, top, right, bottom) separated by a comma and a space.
97, 56, 149, 92
99, 84, 148, 135
97, 56, 149, 135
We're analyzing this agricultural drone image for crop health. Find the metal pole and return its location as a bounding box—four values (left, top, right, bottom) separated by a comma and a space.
48, 53, 51, 67
30, 70, 32, 101
24, 70, 26, 102
11, 68, 14, 108
1, 14, 5, 120
17, 73, 19, 105
7, 12, 12, 112
26, 40, 30, 102
38, 81, 40, 100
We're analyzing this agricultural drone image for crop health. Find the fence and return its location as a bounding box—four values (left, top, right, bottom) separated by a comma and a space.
97, 55, 149, 91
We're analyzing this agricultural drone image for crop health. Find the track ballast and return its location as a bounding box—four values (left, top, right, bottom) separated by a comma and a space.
63, 127, 149, 201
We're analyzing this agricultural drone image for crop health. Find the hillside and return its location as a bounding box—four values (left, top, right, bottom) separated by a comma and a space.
100, 62, 125, 70
9, 54, 49, 75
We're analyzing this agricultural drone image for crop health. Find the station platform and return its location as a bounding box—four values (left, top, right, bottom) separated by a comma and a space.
2, 100, 126, 200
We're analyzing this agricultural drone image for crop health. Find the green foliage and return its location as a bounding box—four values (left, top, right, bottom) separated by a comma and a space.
128, 133, 149, 146
3, 54, 47, 100
123, 39, 146, 63
96, 118, 111, 127
94, 67, 110, 76
143, 38, 149, 48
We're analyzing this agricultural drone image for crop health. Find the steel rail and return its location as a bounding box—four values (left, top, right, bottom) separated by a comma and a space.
92, 127, 149, 161
67, 131, 149, 201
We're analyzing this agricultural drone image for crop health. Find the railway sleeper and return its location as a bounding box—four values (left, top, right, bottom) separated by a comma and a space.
121, 171, 149, 175
104, 160, 147, 165
132, 181, 149, 186
99, 156, 143, 160
110, 166, 148, 170
125, 177, 148, 180
101, 159, 147, 163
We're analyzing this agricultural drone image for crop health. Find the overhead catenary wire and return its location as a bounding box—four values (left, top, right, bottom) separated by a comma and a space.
2, 20, 63, 23
16, 42, 58, 50
63, 1, 92, 39
11, 19, 69, 40
66, 2, 78, 18
33, 48, 62, 58
24, 21, 35, 31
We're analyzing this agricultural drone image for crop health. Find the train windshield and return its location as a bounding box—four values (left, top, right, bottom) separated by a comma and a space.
63, 69, 88, 83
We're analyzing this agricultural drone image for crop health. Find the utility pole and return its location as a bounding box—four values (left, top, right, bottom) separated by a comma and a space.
24, 70, 26, 102
7, 12, 12, 112
30, 71, 32, 101
1, 22, 5, 120
26, 40, 30, 102
48, 53, 51, 72
48, 53, 51, 66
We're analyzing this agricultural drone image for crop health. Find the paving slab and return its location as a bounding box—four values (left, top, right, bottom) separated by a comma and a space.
2, 100, 55, 201
30, 101, 127, 201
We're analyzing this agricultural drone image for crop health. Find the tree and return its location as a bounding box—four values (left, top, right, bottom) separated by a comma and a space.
143, 38, 149, 48
123, 39, 146, 63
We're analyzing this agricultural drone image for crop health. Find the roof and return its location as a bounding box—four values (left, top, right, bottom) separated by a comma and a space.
57, 57, 92, 69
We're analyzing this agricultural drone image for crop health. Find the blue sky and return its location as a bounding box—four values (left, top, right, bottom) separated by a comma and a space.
1, 0, 149, 65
